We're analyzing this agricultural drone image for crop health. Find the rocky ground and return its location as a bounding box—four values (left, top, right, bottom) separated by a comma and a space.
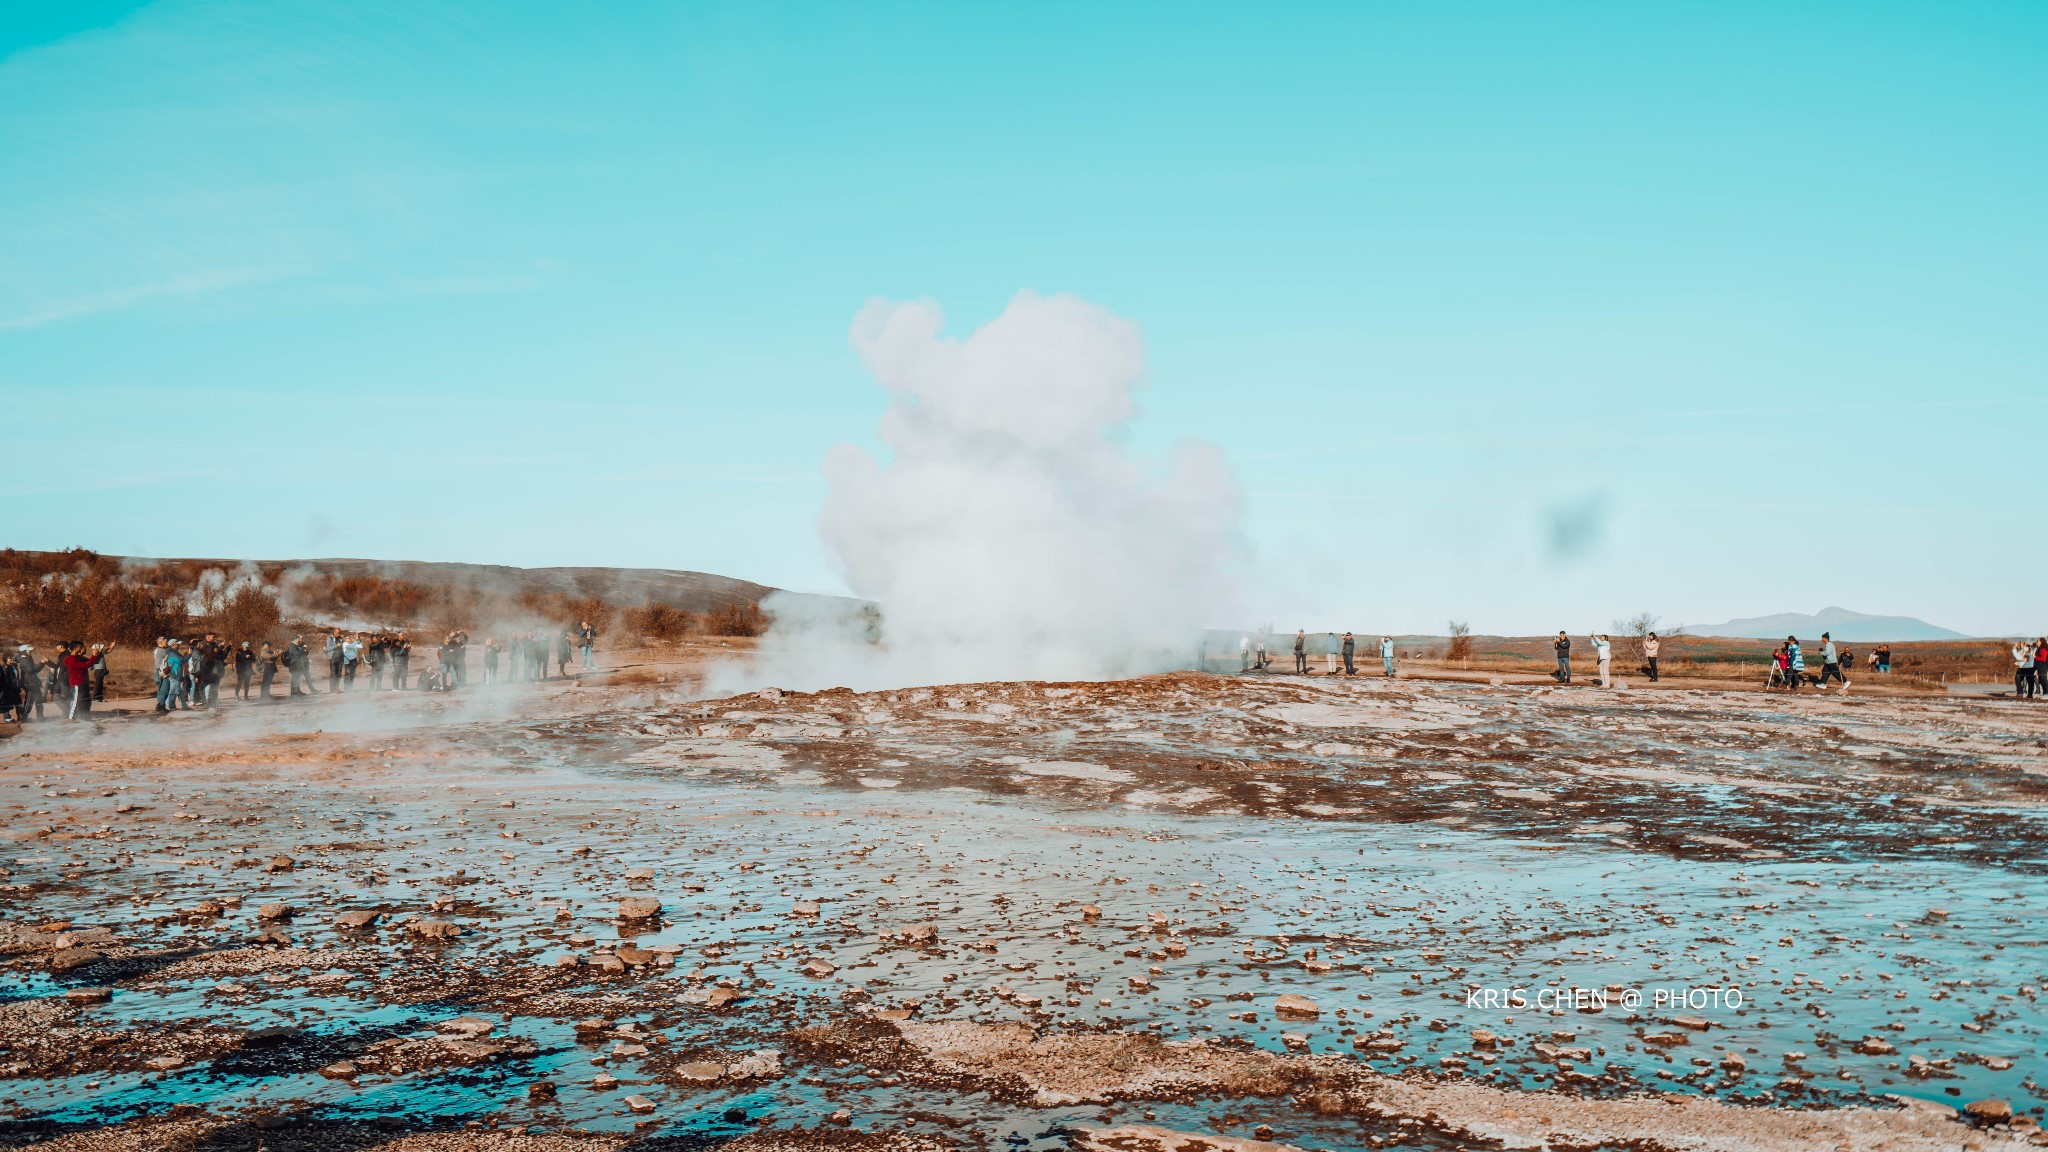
1, 666, 2045, 1151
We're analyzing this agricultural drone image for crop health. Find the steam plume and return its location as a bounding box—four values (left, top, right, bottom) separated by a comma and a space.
740, 291, 1243, 690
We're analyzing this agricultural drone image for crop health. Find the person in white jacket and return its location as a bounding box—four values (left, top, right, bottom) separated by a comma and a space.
1590, 633, 1612, 687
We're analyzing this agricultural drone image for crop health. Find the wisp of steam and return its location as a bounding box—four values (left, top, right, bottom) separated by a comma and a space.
729, 291, 1244, 691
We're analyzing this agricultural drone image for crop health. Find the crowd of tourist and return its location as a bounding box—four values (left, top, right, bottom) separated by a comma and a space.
0, 618, 600, 722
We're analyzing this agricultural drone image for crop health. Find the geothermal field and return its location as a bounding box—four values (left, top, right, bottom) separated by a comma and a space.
3, 662, 2045, 1151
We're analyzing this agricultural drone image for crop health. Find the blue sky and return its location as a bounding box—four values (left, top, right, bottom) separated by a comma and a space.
3, 1, 2043, 636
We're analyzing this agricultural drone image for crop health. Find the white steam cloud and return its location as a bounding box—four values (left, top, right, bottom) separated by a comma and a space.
732, 291, 1243, 691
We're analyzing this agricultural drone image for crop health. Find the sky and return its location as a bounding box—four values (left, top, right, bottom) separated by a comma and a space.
3, 1, 2044, 637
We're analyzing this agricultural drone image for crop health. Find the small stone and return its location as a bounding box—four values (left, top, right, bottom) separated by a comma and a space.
1274, 993, 1319, 1017
48, 948, 102, 974
618, 897, 662, 921
1965, 1098, 2014, 1123
438, 1016, 495, 1038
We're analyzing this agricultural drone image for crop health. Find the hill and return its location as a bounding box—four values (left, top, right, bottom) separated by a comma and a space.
1681, 606, 1966, 642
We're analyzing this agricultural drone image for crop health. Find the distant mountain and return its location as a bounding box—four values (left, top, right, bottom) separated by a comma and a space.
1682, 606, 1967, 642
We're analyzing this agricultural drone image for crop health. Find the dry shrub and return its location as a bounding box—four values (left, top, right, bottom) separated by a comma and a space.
208, 584, 284, 642
9, 575, 186, 645
625, 602, 697, 642
704, 601, 768, 637
1445, 620, 1472, 664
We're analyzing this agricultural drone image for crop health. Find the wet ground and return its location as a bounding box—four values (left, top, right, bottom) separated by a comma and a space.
2, 671, 2045, 1151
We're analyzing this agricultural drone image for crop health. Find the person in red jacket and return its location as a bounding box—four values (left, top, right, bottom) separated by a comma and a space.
62, 640, 115, 721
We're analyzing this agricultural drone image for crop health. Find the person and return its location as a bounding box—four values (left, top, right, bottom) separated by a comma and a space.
256, 642, 278, 701
1641, 632, 1660, 682
0, 649, 22, 724
1552, 632, 1571, 683
1341, 632, 1356, 676
63, 640, 109, 720
233, 642, 255, 700
578, 619, 597, 671
16, 645, 44, 721
89, 643, 110, 703
1817, 632, 1849, 692
1590, 633, 1612, 688
557, 629, 573, 677
1293, 630, 1308, 674
2014, 640, 2037, 700
288, 636, 317, 696
325, 628, 344, 693
391, 632, 411, 690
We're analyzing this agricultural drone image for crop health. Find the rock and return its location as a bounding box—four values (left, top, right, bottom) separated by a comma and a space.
333, 910, 380, 930
729, 1049, 782, 1079
408, 918, 462, 940
618, 897, 662, 921
1966, 1099, 2014, 1123
802, 958, 837, 978
1274, 993, 1319, 1017
437, 1016, 496, 1038
48, 947, 102, 974
256, 903, 294, 921
677, 1061, 725, 1083
625, 1095, 656, 1115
